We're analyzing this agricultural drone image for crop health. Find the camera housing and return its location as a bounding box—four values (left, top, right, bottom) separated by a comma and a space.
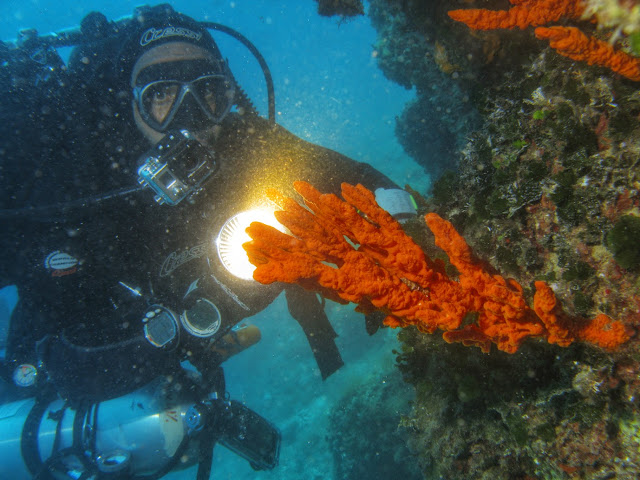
138, 129, 217, 206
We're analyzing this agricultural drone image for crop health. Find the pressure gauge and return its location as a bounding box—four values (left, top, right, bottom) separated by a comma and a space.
143, 305, 179, 349
13, 363, 38, 388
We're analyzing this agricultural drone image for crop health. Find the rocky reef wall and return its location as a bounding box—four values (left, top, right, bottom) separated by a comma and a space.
364, 1, 640, 478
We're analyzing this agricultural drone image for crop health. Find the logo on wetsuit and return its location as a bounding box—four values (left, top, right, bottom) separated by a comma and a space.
160, 244, 207, 277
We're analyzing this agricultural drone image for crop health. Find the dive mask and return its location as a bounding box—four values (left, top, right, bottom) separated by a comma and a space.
133, 59, 235, 132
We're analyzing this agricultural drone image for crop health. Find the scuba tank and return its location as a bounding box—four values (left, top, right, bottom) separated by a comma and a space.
0, 376, 280, 480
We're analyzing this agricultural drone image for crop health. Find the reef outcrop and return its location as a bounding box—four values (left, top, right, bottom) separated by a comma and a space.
362, 0, 640, 478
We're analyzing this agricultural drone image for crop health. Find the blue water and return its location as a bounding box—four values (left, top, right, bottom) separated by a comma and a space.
1, 2, 423, 479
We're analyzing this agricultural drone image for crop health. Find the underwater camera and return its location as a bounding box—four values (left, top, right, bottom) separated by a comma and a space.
0, 377, 280, 479
137, 129, 217, 206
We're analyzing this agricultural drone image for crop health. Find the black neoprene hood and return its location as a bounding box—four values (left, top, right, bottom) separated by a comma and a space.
116, 5, 225, 82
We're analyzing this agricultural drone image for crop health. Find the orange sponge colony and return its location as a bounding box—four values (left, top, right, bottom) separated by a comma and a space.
448, 0, 584, 30
535, 26, 640, 81
448, 0, 640, 82
243, 182, 633, 354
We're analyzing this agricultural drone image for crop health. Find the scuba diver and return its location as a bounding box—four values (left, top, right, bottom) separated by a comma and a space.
0, 4, 416, 479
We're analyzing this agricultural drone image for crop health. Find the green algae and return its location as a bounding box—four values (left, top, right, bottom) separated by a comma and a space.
505, 412, 530, 446
562, 261, 595, 282
606, 215, 640, 270
573, 291, 594, 316
430, 170, 459, 205
532, 109, 548, 120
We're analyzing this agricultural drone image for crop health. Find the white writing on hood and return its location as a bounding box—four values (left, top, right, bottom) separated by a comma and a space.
140, 26, 203, 47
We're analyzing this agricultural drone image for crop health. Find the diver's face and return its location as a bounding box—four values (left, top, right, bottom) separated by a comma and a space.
131, 42, 223, 144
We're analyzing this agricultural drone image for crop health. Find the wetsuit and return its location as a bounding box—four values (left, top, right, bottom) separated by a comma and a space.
0, 109, 397, 400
